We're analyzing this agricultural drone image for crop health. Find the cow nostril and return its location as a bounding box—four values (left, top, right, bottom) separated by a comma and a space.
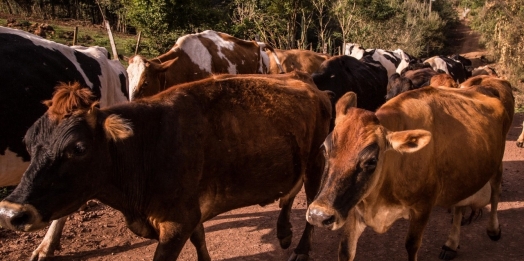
322, 215, 335, 226
10, 211, 32, 228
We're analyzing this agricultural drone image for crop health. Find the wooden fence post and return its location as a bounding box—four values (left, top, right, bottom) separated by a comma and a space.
134, 31, 142, 55
72, 26, 78, 45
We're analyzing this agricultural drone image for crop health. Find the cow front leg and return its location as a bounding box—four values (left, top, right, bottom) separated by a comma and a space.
405, 209, 431, 261
289, 152, 324, 261
30, 216, 67, 261
278, 195, 295, 249
440, 206, 464, 260
337, 209, 366, 261
153, 220, 198, 261
189, 223, 211, 261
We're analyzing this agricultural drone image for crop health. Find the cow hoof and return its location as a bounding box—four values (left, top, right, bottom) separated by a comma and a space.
279, 234, 293, 249
438, 245, 457, 260
517, 141, 523, 148
487, 226, 501, 241
287, 252, 309, 261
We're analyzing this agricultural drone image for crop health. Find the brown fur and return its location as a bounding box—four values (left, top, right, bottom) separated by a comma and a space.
0, 71, 332, 261
129, 31, 268, 100
267, 49, 330, 74
430, 73, 458, 88
308, 77, 514, 260
44, 82, 98, 123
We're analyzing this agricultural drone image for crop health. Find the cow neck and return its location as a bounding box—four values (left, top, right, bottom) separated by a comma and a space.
160, 70, 167, 91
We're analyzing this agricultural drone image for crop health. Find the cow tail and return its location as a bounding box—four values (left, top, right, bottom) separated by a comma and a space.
259, 42, 284, 74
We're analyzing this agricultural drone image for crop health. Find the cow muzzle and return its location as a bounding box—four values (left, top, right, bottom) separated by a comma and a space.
306, 202, 344, 230
0, 201, 47, 232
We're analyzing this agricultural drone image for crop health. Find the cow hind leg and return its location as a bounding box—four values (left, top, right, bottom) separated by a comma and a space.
486, 172, 502, 241
440, 207, 464, 260
30, 216, 67, 261
189, 223, 211, 261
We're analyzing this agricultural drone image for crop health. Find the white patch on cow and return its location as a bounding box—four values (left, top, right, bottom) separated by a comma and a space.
424, 56, 450, 74
392, 49, 410, 74
259, 49, 270, 74
344, 43, 365, 59
371, 49, 397, 77
0, 149, 29, 187
177, 30, 237, 74
126, 55, 147, 101
73, 46, 129, 107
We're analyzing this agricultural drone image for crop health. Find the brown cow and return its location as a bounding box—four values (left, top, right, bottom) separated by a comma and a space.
127, 30, 282, 100
266, 48, 330, 74
460, 75, 518, 148
430, 73, 459, 88
307, 76, 514, 261
0, 71, 331, 261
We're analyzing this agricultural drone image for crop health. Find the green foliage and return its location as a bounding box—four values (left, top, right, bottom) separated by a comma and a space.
335, 0, 455, 57
468, 0, 524, 104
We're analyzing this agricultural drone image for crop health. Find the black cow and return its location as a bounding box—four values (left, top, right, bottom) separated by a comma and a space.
312, 55, 388, 126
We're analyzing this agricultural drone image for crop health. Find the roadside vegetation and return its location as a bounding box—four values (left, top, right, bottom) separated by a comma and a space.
460, 0, 524, 110
1, 0, 457, 58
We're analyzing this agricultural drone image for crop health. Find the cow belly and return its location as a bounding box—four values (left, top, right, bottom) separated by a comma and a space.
454, 182, 491, 209
0, 149, 28, 187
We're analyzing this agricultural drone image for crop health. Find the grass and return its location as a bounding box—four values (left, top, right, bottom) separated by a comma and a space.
0, 17, 139, 65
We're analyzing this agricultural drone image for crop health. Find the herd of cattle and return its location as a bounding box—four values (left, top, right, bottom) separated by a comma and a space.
0, 26, 522, 261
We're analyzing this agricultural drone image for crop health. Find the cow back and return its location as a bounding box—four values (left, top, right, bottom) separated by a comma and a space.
377, 84, 512, 205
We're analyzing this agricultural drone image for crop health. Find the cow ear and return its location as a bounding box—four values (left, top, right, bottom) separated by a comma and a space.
157, 57, 178, 72
334, 92, 357, 126
386, 129, 431, 153
103, 114, 134, 141
336, 92, 357, 115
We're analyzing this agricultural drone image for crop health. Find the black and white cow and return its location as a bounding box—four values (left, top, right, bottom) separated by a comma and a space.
0, 26, 129, 260
344, 43, 417, 78
423, 55, 472, 83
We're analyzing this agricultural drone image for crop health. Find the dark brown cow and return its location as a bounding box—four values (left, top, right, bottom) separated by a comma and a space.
266, 48, 330, 74
471, 65, 498, 77
0, 71, 331, 261
127, 30, 281, 100
307, 76, 514, 261
386, 68, 438, 100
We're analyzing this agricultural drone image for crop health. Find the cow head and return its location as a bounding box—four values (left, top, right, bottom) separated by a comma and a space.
127, 55, 176, 100
307, 100, 431, 230
386, 73, 415, 100
0, 83, 133, 232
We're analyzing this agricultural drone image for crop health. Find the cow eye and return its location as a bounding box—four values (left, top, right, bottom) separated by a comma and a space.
363, 157, 377, 171
73, 142, 87, 156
